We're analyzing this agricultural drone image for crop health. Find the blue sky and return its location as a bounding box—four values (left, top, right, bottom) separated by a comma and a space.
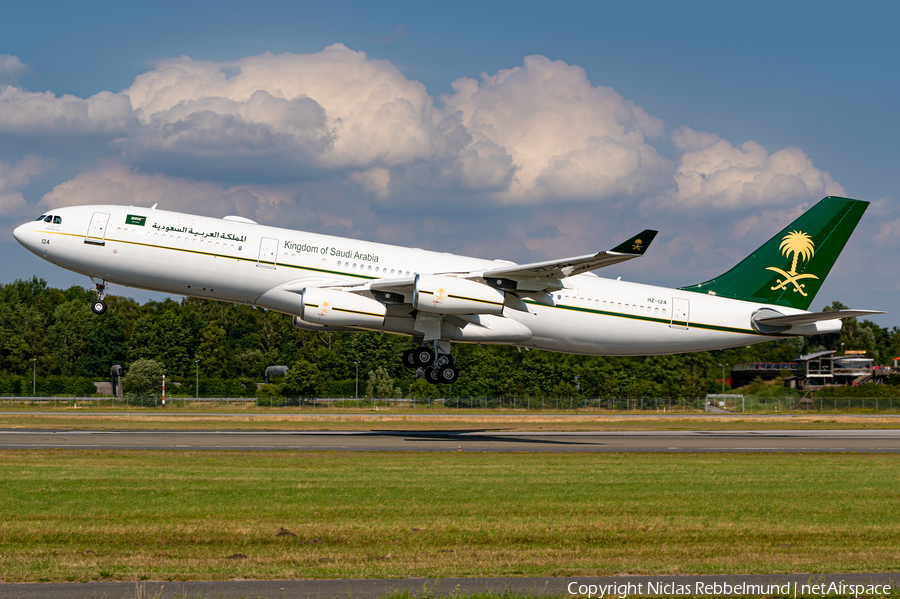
2, 1, 898, 325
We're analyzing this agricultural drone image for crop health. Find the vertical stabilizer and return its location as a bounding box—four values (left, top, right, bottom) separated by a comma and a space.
678, 197, 868, 310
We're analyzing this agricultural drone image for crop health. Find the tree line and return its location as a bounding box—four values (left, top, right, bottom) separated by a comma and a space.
1, 277, 898, 398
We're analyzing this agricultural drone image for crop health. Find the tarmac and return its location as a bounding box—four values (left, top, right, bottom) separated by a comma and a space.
2, 573, 899, 599
2, 428, 900, 452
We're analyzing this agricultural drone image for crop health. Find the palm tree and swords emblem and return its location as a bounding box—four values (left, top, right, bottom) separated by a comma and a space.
766, 230, 819, 297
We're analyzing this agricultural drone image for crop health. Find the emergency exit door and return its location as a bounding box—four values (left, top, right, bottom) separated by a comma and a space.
84, 212, 110, 246
257, 237, 279, 268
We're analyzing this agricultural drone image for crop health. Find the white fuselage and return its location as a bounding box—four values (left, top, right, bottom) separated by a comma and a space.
14, 205, 827, 356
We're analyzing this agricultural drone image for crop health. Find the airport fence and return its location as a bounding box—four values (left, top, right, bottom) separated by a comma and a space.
1, 394, 900, 412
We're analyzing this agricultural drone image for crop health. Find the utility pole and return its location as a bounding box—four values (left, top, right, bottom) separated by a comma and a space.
32, 359, 36, 396
718, 363, 729, 394
195, 359, 200, 399
354, 361, 359, 405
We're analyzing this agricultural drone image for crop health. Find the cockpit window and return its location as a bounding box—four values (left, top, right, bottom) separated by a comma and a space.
35, 215, 47, 221
43, 216, 52, 223
53, 216, 62, 224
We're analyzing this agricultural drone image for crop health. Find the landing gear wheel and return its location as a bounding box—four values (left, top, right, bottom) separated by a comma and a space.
425, 367, 441, 385
414, 347, 435, 367
438, 365, 458, 384
402, 349, 417, 369
91, 278, 109, 316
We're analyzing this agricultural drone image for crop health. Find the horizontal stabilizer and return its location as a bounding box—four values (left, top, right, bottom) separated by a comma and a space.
755, 309, 885, 327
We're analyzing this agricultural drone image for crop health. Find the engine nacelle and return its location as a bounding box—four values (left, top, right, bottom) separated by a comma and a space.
291, 316, 357, 332
300, 288, 386, 327
413, 274, 505, 315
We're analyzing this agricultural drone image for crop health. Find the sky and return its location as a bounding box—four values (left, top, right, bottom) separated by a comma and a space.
1, 0, 898, 326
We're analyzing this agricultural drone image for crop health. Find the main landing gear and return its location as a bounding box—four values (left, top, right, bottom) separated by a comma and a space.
91, 278, 108, 315
402, 343, 459, 384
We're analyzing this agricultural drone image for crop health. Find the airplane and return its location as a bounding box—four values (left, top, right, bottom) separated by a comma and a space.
13, 196, 883, 384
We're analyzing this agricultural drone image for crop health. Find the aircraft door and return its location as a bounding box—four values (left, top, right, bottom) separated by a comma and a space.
669, 297, 690, 329
257, 237, 279, 269
84, 212, 110, 246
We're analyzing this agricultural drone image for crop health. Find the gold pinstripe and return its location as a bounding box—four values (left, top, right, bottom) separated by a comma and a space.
419, 289, 504, 307
38, 228, 772, 336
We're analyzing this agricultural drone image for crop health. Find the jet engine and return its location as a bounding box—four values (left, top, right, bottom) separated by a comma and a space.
291, 317, 357, 332
300, 288, 386, 327
413, 274, 505, 315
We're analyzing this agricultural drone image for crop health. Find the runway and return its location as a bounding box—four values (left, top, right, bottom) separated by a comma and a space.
3, 574, 899, 599
2, 428, 900, 452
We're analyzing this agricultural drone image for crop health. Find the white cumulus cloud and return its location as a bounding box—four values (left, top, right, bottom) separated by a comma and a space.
0, 54, 30, 85
0, 154, 55, 218
38, 162, 298, 226
441, 55, 669, 203
0, 86, 134, 135
121, 45, 439, 171
671, 126, 845, 209
0, 47, 846, 217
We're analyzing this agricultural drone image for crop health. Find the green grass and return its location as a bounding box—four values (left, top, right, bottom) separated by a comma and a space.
0, 450, 898, 582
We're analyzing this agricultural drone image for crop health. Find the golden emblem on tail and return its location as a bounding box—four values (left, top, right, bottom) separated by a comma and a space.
766, 230, 819, 296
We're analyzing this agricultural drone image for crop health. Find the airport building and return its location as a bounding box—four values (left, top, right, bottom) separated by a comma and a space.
732, 350, 894, 392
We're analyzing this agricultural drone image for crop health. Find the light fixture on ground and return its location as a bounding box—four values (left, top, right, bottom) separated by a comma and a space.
354, 361, 359, 405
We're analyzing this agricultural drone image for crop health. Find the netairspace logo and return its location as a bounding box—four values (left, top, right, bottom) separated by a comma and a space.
567, 580, 893, 598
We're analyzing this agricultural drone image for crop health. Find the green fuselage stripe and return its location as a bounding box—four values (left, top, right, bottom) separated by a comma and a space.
520, 300, 768, 337
50, 230, 773, 337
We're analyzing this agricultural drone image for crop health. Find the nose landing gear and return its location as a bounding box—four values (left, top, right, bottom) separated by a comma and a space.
91, 278, 108, 315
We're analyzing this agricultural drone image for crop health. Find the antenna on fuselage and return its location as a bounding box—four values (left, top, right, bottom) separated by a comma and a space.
150, 203, 158, 209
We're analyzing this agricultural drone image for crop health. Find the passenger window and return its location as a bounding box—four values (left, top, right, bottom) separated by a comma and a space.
53, 216, 62, 224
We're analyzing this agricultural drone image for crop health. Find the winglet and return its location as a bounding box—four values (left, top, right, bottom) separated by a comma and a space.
609, 229, 657, 256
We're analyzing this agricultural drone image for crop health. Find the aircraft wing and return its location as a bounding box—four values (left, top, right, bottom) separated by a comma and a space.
328, 230, 658, 304
368, 277, 417, 293
754, 309, 885, 327
481, 229, 657, 283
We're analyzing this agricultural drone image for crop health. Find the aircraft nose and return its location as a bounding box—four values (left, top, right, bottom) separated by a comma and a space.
13, 222, 34, 249
13, 222, 26, 243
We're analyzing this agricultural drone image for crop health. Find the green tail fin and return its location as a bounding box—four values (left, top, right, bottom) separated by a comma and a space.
678, 196, 869, 310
